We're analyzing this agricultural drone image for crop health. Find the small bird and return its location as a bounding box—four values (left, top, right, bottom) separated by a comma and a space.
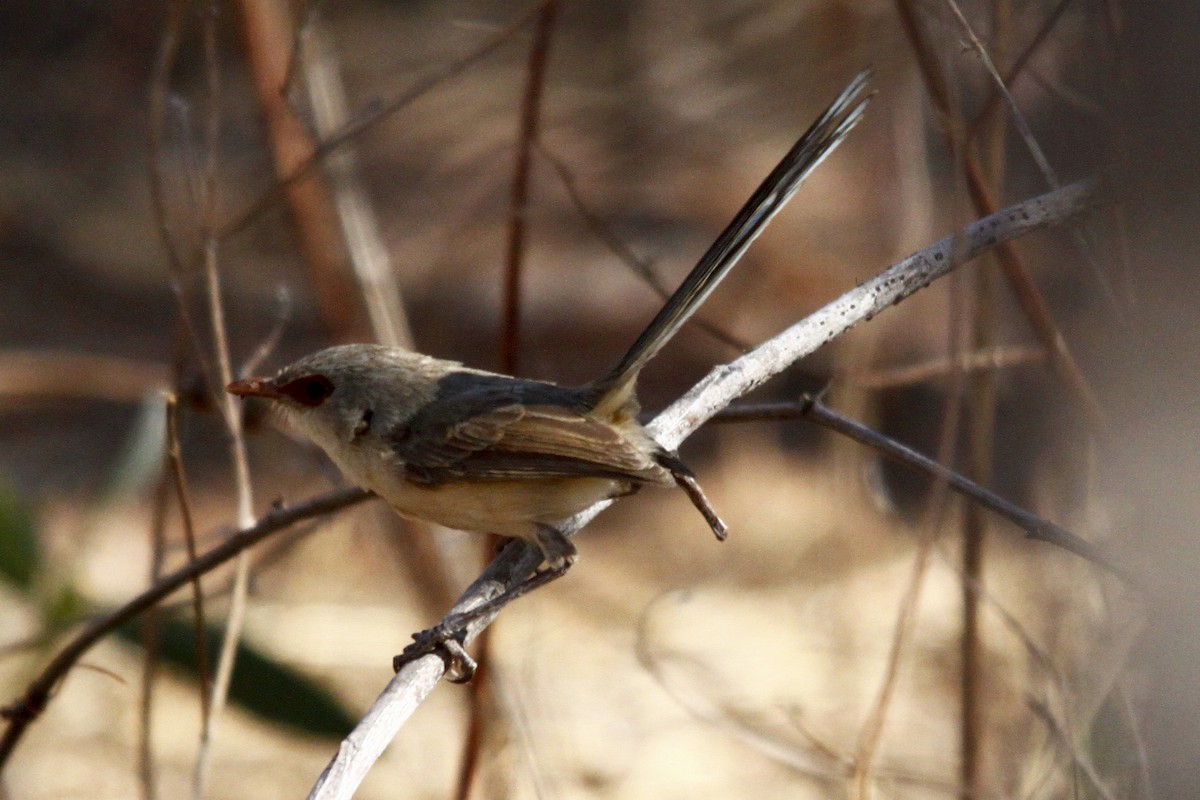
228, 72, 869, 673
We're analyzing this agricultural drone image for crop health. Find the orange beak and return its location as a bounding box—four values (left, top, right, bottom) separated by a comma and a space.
226, 377, 283, 401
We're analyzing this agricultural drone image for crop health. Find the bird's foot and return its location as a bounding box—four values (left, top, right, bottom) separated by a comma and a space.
393, 625, 477, 683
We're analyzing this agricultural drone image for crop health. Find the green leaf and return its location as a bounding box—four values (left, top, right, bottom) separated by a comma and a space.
0, 473, 39, 590
120, 618, 357, 738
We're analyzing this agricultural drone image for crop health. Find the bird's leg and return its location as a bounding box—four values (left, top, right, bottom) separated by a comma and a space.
393, 525, 577, 682
656, 453, 728, 541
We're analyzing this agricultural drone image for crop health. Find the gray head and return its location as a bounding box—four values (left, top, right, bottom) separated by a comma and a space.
226, 343, 448, 457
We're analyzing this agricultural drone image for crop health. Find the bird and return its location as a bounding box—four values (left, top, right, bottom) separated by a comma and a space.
227, 72, 869, 676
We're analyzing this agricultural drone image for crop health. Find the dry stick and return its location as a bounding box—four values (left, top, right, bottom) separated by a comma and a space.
139, 451, 172, 800
458, 7, 561, 798
944, 0, 1059, 185
958, 4, 1010, 793
280, 0, 325, 98
0, 487, 371, 767
953, 0, 1123, 322
500, 0, 558, 374
235, 0, 359, 341
218, 1, 545, 242
165, 395, 213, 718
847, 345, 1043, 389
147, 0, 192, 278
193, 7, 257, 797
305, 179, 1096, 800
536, 141, 750, 354
1028, 699, 1119, 800
966, 0, 1075, 141
303, 12, 412, 349
855, 265, 971, 800
0, 351, 168, 407
893, 0, 1106, 429
718, 397, 1123, 577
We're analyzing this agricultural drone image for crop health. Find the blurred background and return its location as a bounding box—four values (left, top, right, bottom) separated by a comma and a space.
0, 1, 1193, 798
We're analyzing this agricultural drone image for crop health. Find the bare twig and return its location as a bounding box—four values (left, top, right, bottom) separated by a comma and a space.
0, 351, 168, 407
893, 0, 1106, 428
219, 2, 545, 241
943, 0, 1059, 186
0, 488, 371, 767
139, 450, 172, 800
500, 0, 559, 374
234, 0, 358, 341
846, 345, 1043, 389
302, 11, 412, 348
305, 180, 1097, 800
194, 6, 257, 795
536, 141, 750, 354
852, 268, 970, 799
1029, 699, 1119, 800
714, 396, 1123, 577
165, 395, 212, 719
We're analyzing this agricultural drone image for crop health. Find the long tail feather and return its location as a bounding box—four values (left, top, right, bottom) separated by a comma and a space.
588, 70, 871, 410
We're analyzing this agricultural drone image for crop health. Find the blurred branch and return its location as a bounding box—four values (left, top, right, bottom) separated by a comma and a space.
235, 0, 359, 341
0, 351, 168, 407
219, 2, 544, 242
893, 0, 1107, 428
165, 395, 212, 720
302, 11, 412, 348
537, 141, 750, 354
195, 5, 255, 794
305, 179, 1098, 800
0, 487, 372, 768
846, 344, 1043, 389
713, 395, 1125, 577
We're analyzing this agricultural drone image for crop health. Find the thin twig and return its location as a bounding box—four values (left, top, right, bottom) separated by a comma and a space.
943, 0, 1060, 186
165, 395, 212, 719
234, 0, 358, 341
959, 4, 1010, 790
302, 11, 412, 348
846, 344, 1043, 389
500, 0, 558, 374
219, 2, 545, 242
712, 396, 1123, 577
138, 451, 171, 800
892, 0, 1106, 428
0, 488, 371, 767
0, 351, 168, 407
536, 141, 750, 354
305, 180, 1098, 800
194, 6, 257, 795
1029, 699, 1119, 800
853, 263, 969, 799
966, 0, 1076, 140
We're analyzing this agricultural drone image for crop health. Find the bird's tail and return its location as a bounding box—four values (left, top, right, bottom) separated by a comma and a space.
587, 70, 871, 414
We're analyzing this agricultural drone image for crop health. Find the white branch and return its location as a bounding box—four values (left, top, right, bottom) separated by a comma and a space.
306, 178, 1094, 800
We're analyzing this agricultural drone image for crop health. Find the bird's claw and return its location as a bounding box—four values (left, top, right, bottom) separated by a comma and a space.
393, 625, 477, 683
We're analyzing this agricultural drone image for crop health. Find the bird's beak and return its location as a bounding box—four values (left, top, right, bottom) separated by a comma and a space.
226, 377, 283, 400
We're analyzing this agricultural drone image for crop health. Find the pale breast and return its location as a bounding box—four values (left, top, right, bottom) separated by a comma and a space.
375, 475, 628, 538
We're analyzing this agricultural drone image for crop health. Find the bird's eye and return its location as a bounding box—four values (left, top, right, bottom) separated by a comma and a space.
277, 374, 335, 407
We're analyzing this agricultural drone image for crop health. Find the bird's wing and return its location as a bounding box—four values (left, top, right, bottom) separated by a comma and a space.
390, 398, 668, 485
